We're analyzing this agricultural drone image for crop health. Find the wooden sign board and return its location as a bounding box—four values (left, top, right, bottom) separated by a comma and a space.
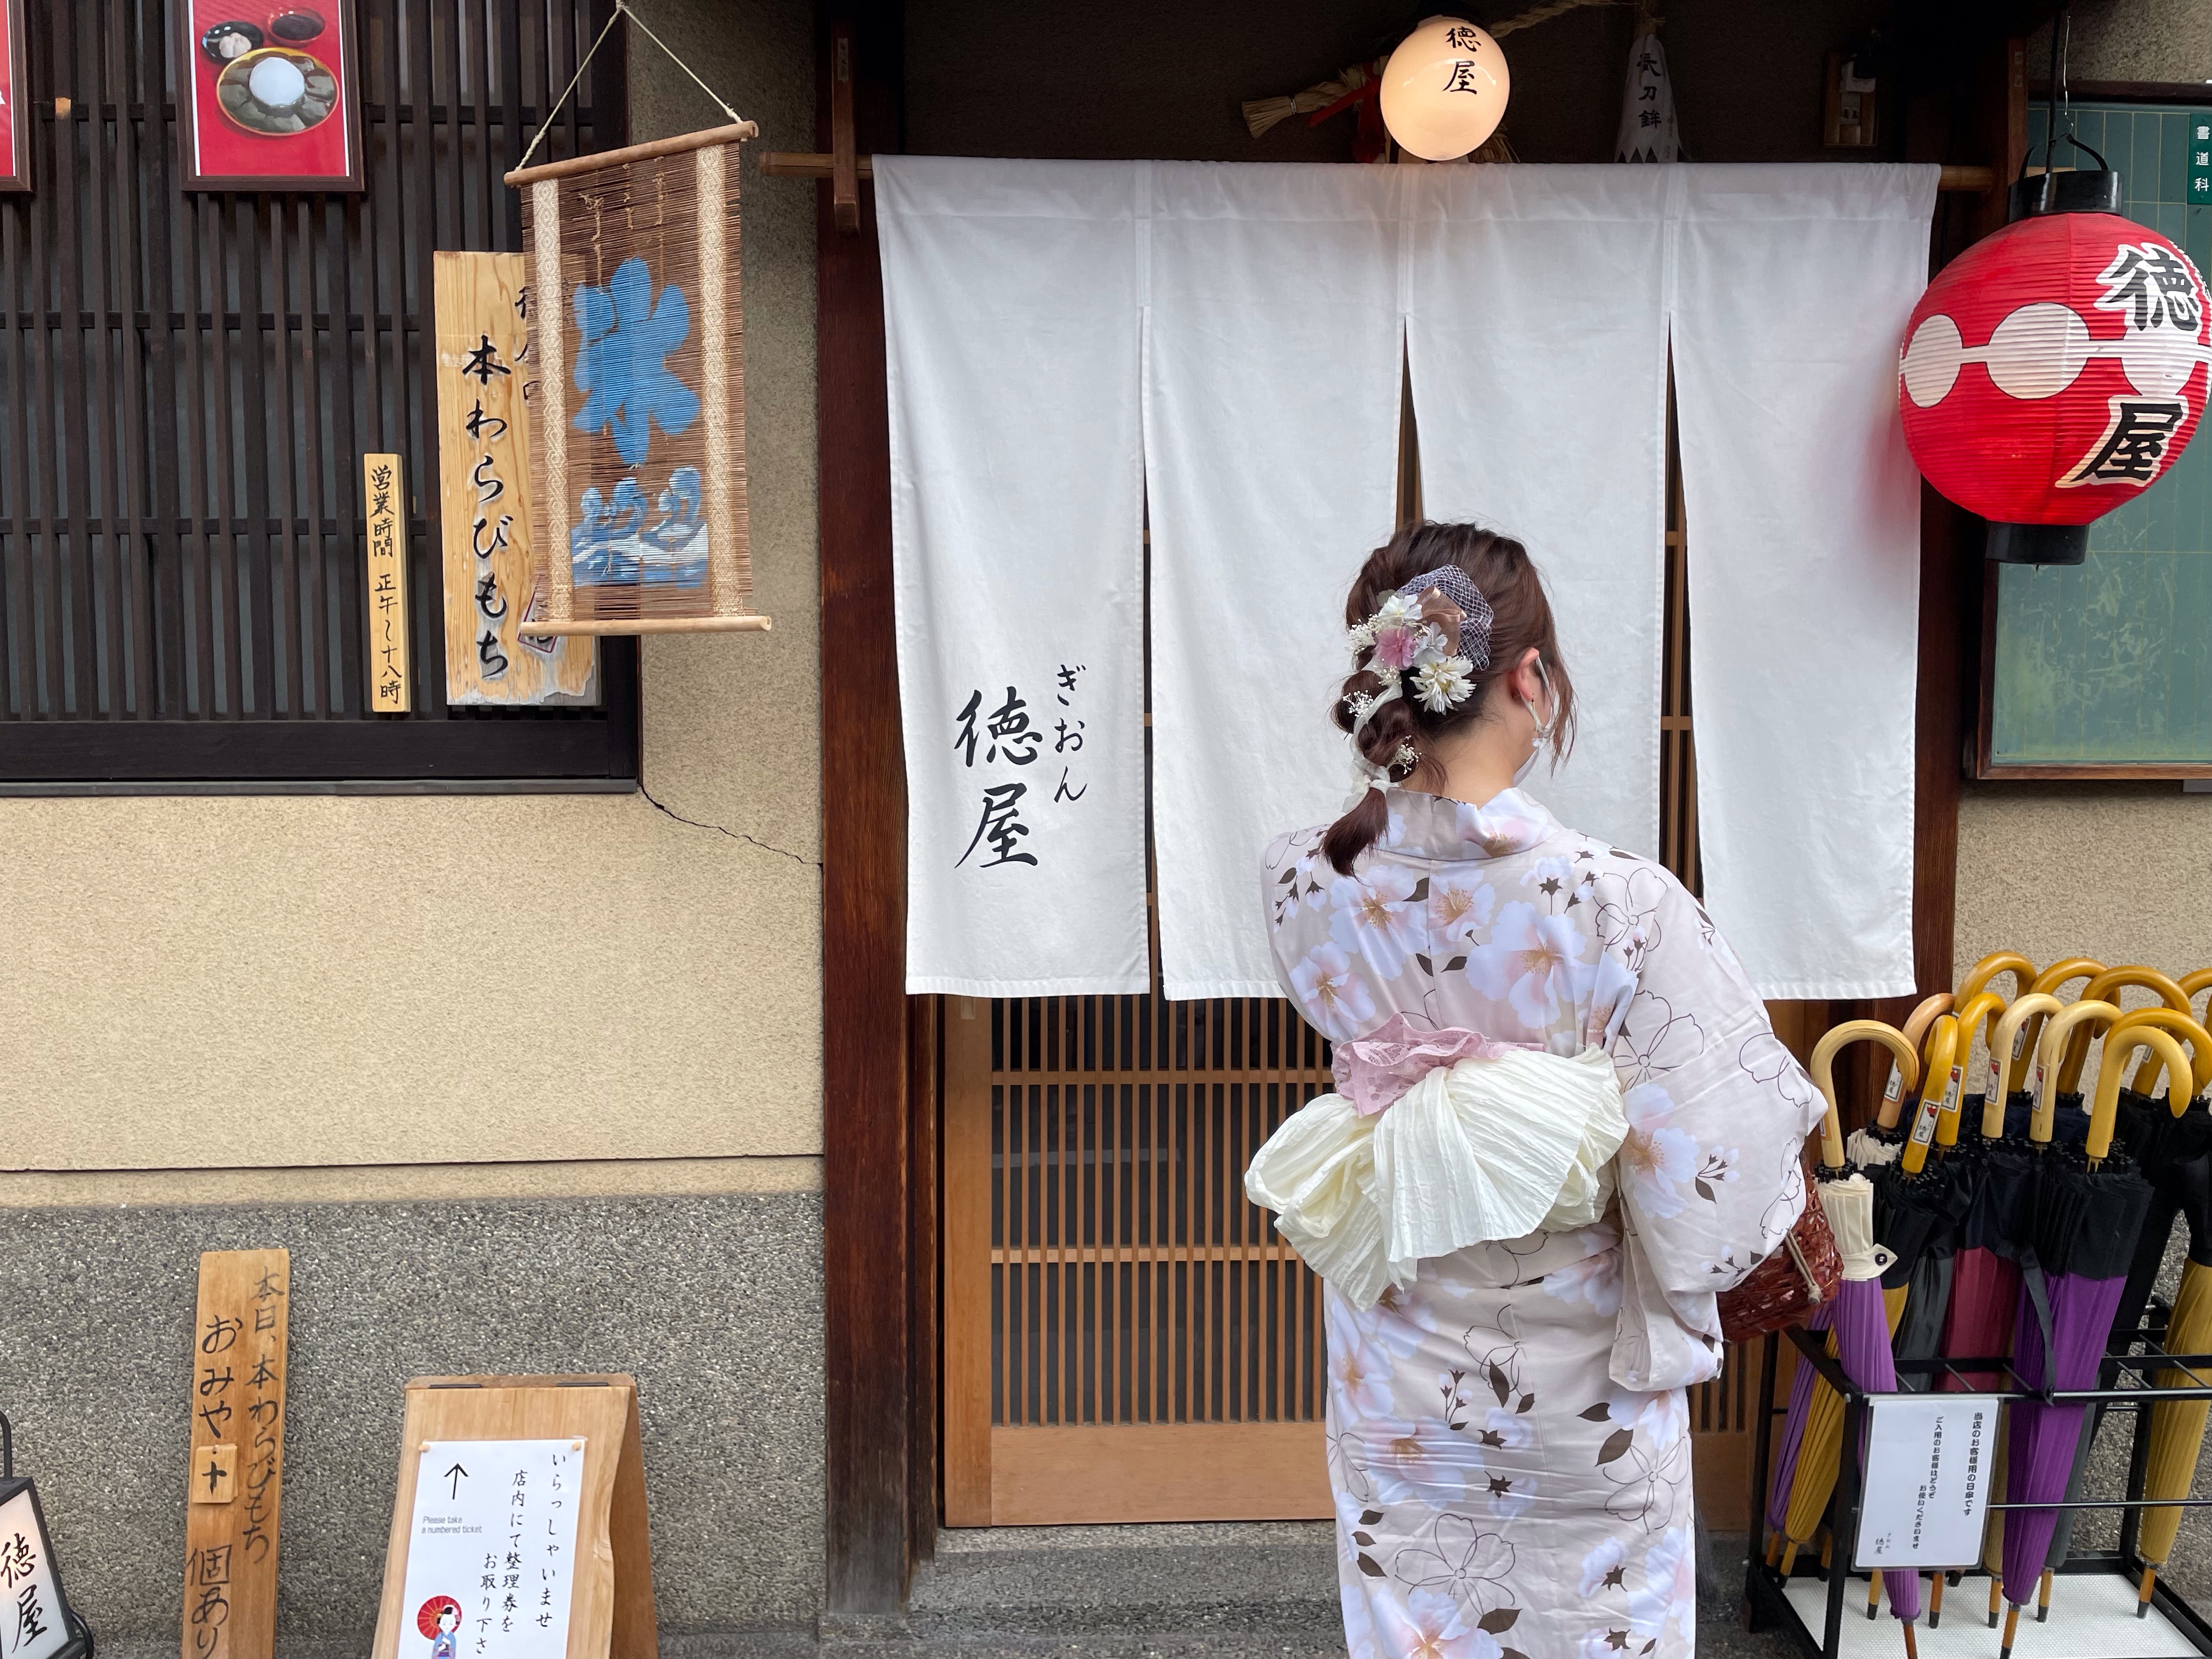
183, 1249, 289, 1659
371, 1376, 654, 1659
364, 454, 410, 712
432, 252, 598, 706
506, 123, 769, 636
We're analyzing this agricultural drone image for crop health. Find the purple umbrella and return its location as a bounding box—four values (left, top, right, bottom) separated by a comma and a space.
1821, 1169, 1924, 1640
1764, 1299, 1837, 1558
1994, 1014, 2167, 1659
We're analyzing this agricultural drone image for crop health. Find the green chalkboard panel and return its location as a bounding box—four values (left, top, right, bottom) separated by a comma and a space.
1982, 102, 2212, 776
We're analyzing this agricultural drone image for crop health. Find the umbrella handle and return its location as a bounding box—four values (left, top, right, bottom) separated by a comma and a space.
1812, 1019, 1919, 1168
1985, 993, 2064, 1136
2182, 966, 2212, 1024
1876, 994, 1951, 1129
2092, 1025, 2192, 1157
1903, 1015, 1961, 1174
2035, 1000, 2124, 1141
2059, 966, 2192, 1094
2012, 958, 2108, 1097
1959, 951, 2035, 1003
2105, 1008, 2212, 1109
1946, 991, 2006, 1128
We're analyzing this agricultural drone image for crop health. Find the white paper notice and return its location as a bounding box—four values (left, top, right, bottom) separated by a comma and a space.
397, 1440, 584, 1659
0, 1487, 70, 1659
1855, 1395, 1999, 1570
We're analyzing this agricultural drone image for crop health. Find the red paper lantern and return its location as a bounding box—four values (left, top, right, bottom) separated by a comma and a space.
1898, 171, 2211, 563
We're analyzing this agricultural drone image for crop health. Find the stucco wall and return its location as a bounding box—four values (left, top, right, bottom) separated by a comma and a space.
0, 2, 819, 1180
1956, 783, 2212, 990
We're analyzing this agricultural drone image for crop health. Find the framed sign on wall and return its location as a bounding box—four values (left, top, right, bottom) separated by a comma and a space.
0, 0, 26, 193
173, 1, 364, 191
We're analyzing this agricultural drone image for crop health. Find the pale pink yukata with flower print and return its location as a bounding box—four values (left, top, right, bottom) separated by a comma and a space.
1258, 786, 1822, 1659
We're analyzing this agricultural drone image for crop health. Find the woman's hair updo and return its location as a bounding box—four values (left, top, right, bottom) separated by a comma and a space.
1321, 521, 1577, 875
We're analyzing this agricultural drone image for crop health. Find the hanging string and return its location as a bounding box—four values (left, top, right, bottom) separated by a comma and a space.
513, 0, 752, 176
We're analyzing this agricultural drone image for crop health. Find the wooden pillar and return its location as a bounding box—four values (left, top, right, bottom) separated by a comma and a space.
817, 0, 915, 1622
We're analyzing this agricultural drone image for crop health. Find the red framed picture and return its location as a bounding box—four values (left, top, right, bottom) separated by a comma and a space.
174, 1, 363, 191
0, 0, 28, 194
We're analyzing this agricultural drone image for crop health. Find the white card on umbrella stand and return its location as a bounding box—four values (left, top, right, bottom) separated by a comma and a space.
1854, 1393, 2001, 1570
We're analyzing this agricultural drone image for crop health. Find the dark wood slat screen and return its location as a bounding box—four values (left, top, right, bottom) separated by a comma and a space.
990, 994, 1331, 1430
0, 0, 636, 783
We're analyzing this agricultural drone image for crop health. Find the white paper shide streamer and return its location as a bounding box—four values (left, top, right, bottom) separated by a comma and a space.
1615, 33, 1681, 163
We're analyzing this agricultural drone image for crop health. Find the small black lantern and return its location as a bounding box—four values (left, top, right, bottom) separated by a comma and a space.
0, 1416, 92, 1659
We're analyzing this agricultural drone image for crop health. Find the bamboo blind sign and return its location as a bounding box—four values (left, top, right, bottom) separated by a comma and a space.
433, 253, 599, 704
183, 1249, 290, 1659
364, 454, 410, 712
505, 124, 769, 636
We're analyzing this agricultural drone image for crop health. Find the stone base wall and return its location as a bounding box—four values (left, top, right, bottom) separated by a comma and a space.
1, 1193, 822, 1656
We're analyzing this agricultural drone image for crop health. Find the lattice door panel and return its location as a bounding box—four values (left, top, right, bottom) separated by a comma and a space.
941, 993, 1336, 1525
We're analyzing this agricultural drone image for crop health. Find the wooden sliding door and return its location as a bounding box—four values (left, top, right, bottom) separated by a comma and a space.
941, 992, 1334, 1525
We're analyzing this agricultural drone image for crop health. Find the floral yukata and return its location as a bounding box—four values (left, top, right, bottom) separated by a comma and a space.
1249, 787, 1821, 1659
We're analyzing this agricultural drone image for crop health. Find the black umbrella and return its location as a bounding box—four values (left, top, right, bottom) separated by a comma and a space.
2037, 1011, 2212, 1612
1992, 1020, 2174, 1659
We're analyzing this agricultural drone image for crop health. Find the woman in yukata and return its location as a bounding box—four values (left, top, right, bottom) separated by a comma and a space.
1245, 522, 1824, 1659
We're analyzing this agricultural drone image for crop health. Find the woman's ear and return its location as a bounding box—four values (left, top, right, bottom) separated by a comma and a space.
1507, 645, 1543, 706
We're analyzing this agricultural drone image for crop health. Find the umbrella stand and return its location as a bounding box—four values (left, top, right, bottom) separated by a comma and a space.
1740, 1296, 2212, 1659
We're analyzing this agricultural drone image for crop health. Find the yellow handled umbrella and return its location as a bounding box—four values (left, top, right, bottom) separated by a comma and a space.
1883, 1018, 1976, 1391
1772, 1022, 1920, 1583
2095, 1006, 2212, 1618
2036, 1011, 2209, 1616
2050, 966, 2193, 1130
1849, 993, 1954, 1169
1996, 958, 2107, 1105
1994, 1022, 2179, 1655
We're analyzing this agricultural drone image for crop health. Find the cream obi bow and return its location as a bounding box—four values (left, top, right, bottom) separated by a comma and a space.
1243, 1013, 1629, 1311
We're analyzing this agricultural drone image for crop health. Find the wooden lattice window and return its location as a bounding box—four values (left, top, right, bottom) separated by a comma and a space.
0, 0, 635, 785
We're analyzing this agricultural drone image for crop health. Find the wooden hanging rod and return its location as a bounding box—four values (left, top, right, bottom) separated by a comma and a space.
507, 120, 758, 187
761, 151, 873, 179
761, 155, 1997, 192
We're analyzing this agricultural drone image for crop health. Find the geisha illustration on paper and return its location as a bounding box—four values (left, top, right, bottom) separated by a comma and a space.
417, 1596, 462, 1659
567, 256, 708, 594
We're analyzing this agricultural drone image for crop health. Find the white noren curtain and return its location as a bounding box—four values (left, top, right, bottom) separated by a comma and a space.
1671, 165, 1936, 999
1406, 164, 1671, 859
878, 157, 1150, 996
1145, 163, 1406, 998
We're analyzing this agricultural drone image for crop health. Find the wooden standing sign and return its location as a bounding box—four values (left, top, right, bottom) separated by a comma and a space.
183, 1249, 290, 1659
506, 125, 770, 636
371, 1375, 654, 1659
432, 252, 599, 704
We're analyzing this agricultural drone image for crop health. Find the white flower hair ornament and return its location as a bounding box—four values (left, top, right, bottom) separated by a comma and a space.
1344, 567, 1494, 786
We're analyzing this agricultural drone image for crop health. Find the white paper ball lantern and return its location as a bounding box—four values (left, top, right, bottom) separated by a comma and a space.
1379, 15, 1510, 161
